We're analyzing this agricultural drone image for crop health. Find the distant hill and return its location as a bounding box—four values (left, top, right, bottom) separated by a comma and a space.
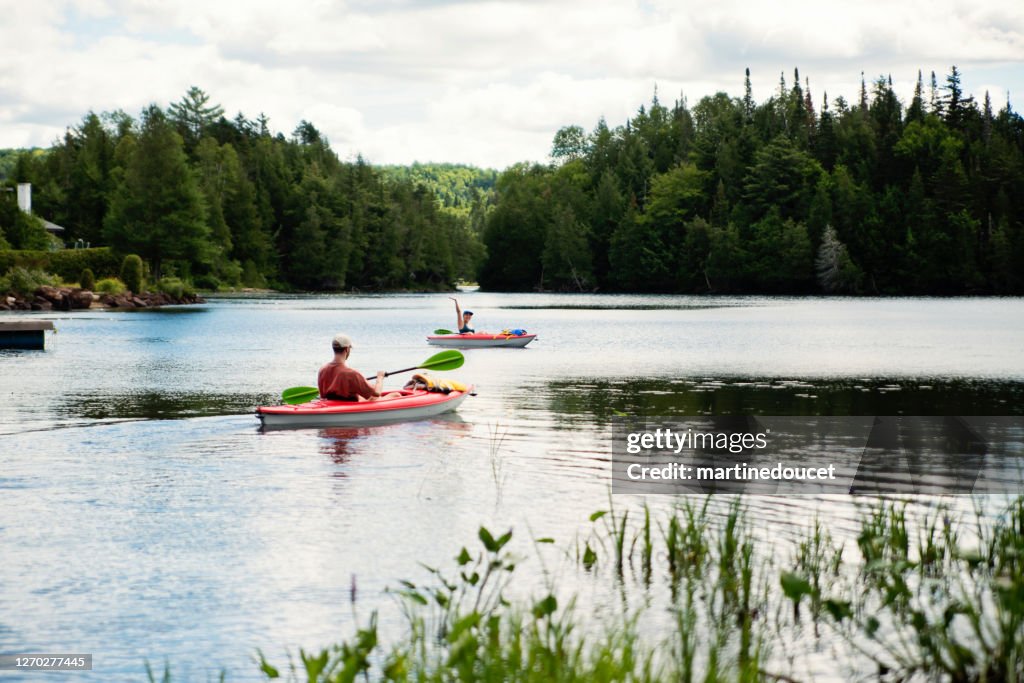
377, 162, 497, 212
0, 148, 46, 181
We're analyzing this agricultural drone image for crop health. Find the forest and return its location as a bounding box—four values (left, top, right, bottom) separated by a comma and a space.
483, 67, 1024, 294
2, 66, 1023, 294
0, 89, 488, 290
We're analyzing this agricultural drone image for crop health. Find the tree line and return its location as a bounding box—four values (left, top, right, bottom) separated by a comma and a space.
2, 88, 485, 290
481, 67, 1024, 294
4, 69, 1023, 295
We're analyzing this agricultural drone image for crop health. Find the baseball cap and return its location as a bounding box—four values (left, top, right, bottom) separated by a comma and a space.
332, 333, 353, 349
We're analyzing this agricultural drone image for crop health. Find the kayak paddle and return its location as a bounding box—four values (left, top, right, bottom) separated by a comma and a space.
281, 386, 319, 405
367, 349, 464, 380
279, 349, 465, 405
433, 328, 454, 335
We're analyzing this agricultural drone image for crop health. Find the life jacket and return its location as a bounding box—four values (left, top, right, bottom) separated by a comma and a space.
403, 372, 469, 393
500, 328, 528, 336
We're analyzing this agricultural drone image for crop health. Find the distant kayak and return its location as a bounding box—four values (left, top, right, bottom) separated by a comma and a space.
257, 387, 473, 428
426, 332, 536, 348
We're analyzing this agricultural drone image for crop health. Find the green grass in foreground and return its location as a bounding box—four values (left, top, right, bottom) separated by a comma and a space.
236, 496, 1024, 682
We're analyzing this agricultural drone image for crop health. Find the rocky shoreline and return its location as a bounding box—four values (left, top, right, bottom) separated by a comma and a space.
0, 285, 205, 311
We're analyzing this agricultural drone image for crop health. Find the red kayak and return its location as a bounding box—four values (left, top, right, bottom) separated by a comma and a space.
257, 387, 473, 428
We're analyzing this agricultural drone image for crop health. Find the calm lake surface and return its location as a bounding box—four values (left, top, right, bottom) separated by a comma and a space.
1, 293, 1023, 681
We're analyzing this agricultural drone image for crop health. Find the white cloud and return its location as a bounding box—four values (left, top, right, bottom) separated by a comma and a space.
0, 0, 1021, 166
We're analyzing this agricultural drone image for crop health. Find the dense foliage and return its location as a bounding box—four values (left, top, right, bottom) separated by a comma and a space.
377, 162, 497, 211
0, 247, 120, 283
0, 149, 29, 181
3, 88, 484, 290
482, 68, 1024, 293
378, 163, 496, 282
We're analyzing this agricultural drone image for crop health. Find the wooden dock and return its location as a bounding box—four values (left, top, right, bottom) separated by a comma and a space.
0, 320, 56, 349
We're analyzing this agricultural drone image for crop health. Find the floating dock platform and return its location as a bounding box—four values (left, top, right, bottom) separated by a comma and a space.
0, 320, 56, 349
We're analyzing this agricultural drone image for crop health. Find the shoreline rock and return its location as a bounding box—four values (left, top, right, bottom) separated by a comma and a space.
0, 286, 205, 311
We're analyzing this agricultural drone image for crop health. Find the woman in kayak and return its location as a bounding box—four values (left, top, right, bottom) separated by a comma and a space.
318, 333, 400, 401
450, 297, 475, 333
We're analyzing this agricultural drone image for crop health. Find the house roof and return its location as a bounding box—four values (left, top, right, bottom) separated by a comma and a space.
42, 219, 65, 233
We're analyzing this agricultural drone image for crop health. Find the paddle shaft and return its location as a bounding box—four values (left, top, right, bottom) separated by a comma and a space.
365, 365, 416, 380
362, 349, 463, 381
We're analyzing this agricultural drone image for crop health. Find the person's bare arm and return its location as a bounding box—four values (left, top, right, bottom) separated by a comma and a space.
450, 297, 461, 330
363, 370, 387, 400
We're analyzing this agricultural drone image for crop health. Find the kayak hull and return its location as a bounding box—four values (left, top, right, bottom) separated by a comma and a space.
427, 333, 535, 348
257, 388, 472, 428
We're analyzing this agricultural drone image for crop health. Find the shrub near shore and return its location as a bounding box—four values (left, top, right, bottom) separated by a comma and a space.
248, 497, 1023, 683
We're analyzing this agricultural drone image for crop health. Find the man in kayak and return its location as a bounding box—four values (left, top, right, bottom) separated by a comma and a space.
450, 297, 475, 333
318, 333, 400, 401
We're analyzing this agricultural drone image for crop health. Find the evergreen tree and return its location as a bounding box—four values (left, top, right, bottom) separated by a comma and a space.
608, 203, 673, 291
168, 87, 224, 150
590, 169, 625, 287
542, 205, 592, 291
705, 222, 748, 292
941, 66, 974, 131
816, 93, 838, 170
929, 71, 940, 115
743, 68, 755, 121
742, 136, 824, 223
479, 164, 549, 290
104, 105, 210, 279
907, 70, 926, 124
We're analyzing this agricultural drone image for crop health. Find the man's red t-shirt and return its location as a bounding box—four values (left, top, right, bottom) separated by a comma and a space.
318, 362, 376, 400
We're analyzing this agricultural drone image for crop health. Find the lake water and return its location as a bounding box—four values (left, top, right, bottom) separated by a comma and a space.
1, 293, 1023, 680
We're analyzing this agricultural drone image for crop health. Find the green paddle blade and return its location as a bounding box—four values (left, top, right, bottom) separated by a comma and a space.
372, 349, 466, 379
418, 349, 464, 372
433, 328, 453, 335
281, 386, 319, 405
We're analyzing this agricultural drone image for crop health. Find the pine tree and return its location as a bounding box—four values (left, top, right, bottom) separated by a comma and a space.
804, 77, 816, 138
982, 90, 993, 142
941, 65, 974, 130
907, 70, 925, 124
168, 87, 224, 149
790, 68, 809, 147
104, 105, 211, 279
743, 68, 755, 121
816, 93, 837, 170
542, 205, 593, 291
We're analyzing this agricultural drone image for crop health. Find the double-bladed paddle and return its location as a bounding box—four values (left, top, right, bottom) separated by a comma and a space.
433, 328, 454, 335
280, 349, 465, 405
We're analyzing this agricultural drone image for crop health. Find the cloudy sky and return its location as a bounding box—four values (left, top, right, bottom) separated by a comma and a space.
1, 0, 1022, 169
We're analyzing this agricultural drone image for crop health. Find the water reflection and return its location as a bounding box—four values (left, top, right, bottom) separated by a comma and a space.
58, 391, 273, 420
317, 415, 473, 466
319, 426, 374, 466
542, 376, 1024, 426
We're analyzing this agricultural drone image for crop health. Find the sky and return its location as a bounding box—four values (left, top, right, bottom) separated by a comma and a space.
0, 0, 1022, 169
